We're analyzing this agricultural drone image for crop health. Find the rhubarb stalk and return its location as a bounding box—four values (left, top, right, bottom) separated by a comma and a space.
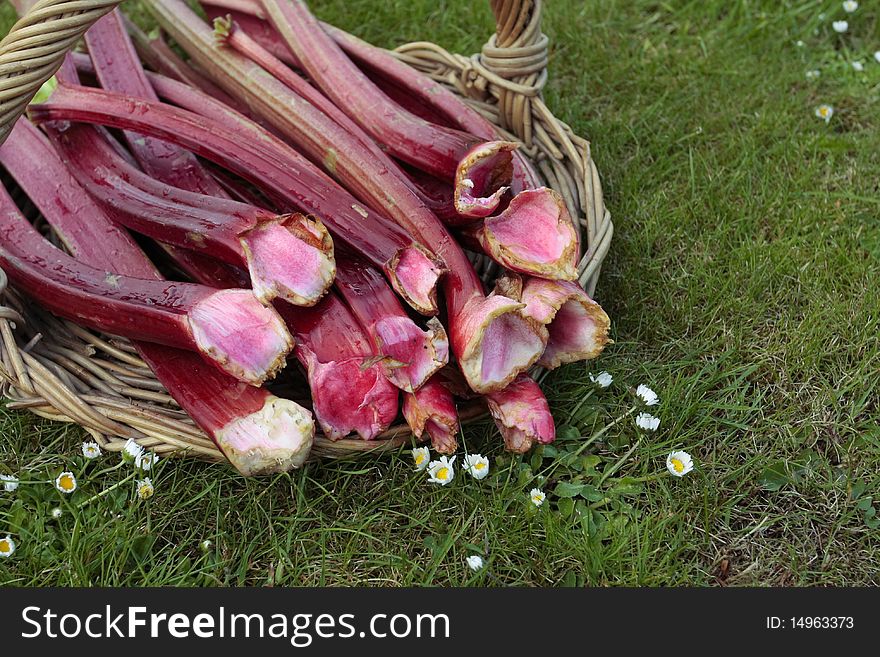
277, 294, 399, 441
334, 254, 448, 393
485, 375, 556, 453
401, 378, 459, 454
0, 200, 292, 386
143, 0, 547, 393
52, 123, 335, 307
29, 83, 443, 316
260, 0, 515, 218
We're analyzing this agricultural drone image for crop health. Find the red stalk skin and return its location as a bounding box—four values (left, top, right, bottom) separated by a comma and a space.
485, 374, 556, 453
8, 63, 313, 477
52, 123, 335, 307
401, 377, 459, 455
334, 252, 449, 393
30, 83, 443, 317
259, 0, 515, 218
144, 0, 545, 392
84, 10, 228, 199
275, 293, 400, 441
0, 188, 292, 386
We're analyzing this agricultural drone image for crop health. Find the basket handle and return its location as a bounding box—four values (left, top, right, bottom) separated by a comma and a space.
480, 0, 547, 145
0, 0, 122, 145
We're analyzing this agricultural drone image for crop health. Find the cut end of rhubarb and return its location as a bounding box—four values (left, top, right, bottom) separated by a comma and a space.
373, 316, 449, 393
189, 289, 293, 385
486, 375, 556, 453
299, 347, 399, 441
476, 188, 579, 280
454, 294, 546, 394
385, 245, 444, 315
402, 379, 459, 454
454, 141, 516, 218
241, 214, 335, 306
520, 278, 612, 370
215, 395, 315, 475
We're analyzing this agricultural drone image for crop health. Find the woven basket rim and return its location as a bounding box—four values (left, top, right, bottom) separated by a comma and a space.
0, 0, 613, 466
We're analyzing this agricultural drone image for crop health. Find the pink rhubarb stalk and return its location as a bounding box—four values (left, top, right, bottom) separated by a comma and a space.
277, 294, 399, 441
0, 197, 292, 387
485, 375, 556, 453
334, 254, 448, 393
259, 0, 515, 218
402, 378, 459, 455
53, 124, 335, 306
29, 84, 443, 316
145, 0, 546, 393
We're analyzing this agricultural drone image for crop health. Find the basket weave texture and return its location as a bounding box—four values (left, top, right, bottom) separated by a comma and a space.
0, 0, 613, 463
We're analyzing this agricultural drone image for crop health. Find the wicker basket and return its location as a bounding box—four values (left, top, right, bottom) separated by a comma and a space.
0, 0, 613, 465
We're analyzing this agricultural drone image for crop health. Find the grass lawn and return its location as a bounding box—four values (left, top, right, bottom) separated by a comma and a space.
2, 0, 879, 586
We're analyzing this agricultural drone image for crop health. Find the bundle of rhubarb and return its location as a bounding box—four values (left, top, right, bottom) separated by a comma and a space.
0, 0, 610, 476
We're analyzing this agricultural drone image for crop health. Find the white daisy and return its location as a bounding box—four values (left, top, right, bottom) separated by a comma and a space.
466, 555, 484, 571
666, 451, 694, 477
51, 508, 63, 519
842, 1, 858, 13
589, 371, 613, 388
135, 451, 159, 472
875, 51, 880, 64
411, 446, 430, 471
805, 69, 820, 79
529, 487, 546, 507
426, 455, 456, 485
852, 60, 864, 72
0, 535, 15, 557
200, 539, 213, 552
463, 454, 490, 480
796, 40, 805, 47
136, 478, 155, 500
832, 20, 848, 33
635, 412, 661, 431
81, 441, 102, 459
815, 104, 834, 123
55, 471, 77, 494
635, 384, 659, 406
121, 438, 143, 464
1, 474, 19, 492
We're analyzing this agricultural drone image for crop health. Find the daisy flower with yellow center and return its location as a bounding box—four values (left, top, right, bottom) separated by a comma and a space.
136, 478, 155, 500
529, 488, 546, 507
843, 1, 858, 13
54, 471, 77, 494
815, 104, 834, 123
0, 535, 15, 557
82, 441, 102, 459
412, 446, 430, 471
426, 455, 456, 485
463, 454, 490, 480
666, 451, 694, 477
1, 474, 19, 492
